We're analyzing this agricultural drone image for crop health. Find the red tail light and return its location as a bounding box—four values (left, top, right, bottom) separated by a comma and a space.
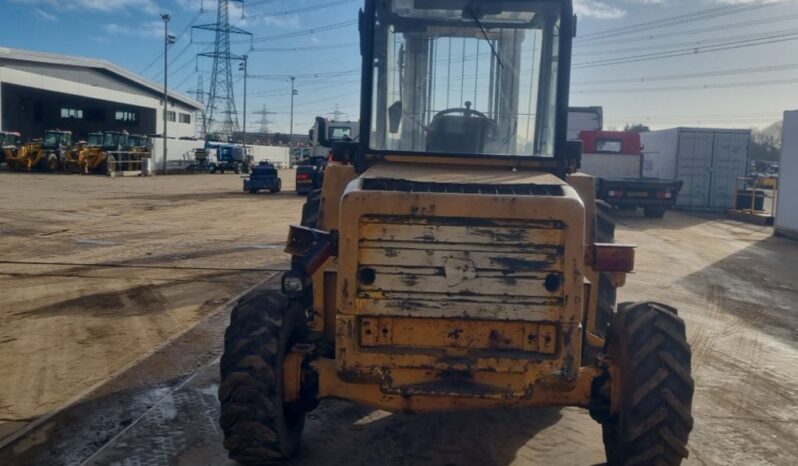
591, 244, 636, 273
297, 173, 311, 180
608, 190, 624, 198
656, 191, 673, 199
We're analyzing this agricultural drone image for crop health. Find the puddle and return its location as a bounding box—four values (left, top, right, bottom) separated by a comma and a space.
74, 239, 123, 246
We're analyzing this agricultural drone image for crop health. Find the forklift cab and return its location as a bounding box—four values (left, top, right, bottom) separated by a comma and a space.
365, 0, 569, 165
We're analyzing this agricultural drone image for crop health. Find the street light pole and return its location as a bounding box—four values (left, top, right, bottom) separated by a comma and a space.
161, 13, 171, 175
289, 76, 297, 152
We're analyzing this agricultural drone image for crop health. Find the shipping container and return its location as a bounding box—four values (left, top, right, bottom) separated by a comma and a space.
776, 110, 798, 239
641, 128, 750, 210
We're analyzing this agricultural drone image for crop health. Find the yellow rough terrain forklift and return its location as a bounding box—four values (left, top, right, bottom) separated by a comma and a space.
218, 1, 694, 465
5, 130, 71, 172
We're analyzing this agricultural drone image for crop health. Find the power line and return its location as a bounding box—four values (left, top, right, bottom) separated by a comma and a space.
573, 33, 798, 69
578, 13, 798, 49
251, 42, 358, 52
571, 63, 798, 86
247, 68, 360, 79
577, 0, 786, 41
141, 10, 205, 74
572, 77, 797, 94
231, 19, 357, 44
245, 0, 356, 19
574, 28, 798, 58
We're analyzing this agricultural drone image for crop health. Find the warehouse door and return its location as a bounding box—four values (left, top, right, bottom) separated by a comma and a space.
675, 131, 714, 208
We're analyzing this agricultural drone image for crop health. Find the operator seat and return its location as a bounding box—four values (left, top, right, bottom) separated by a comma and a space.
426, 102, 496, 154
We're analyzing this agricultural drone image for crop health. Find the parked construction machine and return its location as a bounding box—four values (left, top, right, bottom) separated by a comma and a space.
90, 131, 129, 174
6, 130, 71, 172
218, 1, 694, 465
63, 132, 103, 173
0, 131, 21, 166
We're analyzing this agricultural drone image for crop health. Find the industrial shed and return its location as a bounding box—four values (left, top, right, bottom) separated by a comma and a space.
0, 47, 202, 141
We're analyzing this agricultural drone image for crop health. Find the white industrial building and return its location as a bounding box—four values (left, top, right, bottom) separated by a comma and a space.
0, 47, 202, 141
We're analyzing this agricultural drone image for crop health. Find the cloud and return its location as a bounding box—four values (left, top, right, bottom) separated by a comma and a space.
12, 0, 159, 14
34, 8, 57, 21
575, 0, 627, 19
103, 20, 163, 39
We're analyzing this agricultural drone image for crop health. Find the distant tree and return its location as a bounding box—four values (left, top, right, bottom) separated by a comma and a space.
624, 123, 651, 133
750, 121, 783, 161
272, 132, 289, 145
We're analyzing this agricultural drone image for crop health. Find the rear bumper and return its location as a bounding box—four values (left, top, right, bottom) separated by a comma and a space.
311, 357, 598, 413
605, 198, 676, 208
244, 177, 279, 190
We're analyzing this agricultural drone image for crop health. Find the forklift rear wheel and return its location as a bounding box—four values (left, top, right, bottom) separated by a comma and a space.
271, 180, 282, 194
40, 153, 59, 172
219, 290, 308, 463
600, 302, 694, 466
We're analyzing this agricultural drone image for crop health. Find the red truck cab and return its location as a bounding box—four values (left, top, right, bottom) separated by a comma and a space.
577, 130, 683, 219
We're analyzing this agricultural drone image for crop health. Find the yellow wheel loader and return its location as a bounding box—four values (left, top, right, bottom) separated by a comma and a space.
125, 134, 151, 171
6, 130, 71, 172
1, 131, 21, 167
63, 132, 103, 173
82, 131, 128, 174
218, 1, 694, 465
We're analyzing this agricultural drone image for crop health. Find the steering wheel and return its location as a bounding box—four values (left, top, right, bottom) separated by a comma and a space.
431, 102, 499, 139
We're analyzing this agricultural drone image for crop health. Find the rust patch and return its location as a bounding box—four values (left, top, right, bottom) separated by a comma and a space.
448, 328, 464, 340
400, 274, 419, 287
491, 256, 554, 271
472, 227, 525, 243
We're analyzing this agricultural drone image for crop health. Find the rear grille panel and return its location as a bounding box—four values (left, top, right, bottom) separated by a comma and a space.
362, 178, 565, 196
356, 215, 566, 322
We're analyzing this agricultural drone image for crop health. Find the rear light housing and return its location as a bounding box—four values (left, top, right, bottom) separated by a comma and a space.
297, 173, 311, 180
590, 243, 636, 273
656, 190, 673, 199
608, 190, 624, 198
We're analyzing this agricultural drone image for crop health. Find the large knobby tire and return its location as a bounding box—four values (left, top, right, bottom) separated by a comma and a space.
39, 153, 59, 172
602, 302, 695, 466
644, 207, 667, 219
219, 290, 307, 463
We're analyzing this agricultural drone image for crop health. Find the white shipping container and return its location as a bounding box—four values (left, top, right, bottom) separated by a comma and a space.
641, 128, 750, 210
250, 145, 290, 168
776, 110, 798, 239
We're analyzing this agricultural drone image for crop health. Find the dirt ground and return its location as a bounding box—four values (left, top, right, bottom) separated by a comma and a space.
0, 170, 301, 444
1, 171, 797, 466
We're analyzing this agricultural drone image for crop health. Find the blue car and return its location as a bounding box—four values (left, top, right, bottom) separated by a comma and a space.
244, 161, 282, 194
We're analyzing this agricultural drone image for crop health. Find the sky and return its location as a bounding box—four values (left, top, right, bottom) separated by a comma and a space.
0, 0, 796, 133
